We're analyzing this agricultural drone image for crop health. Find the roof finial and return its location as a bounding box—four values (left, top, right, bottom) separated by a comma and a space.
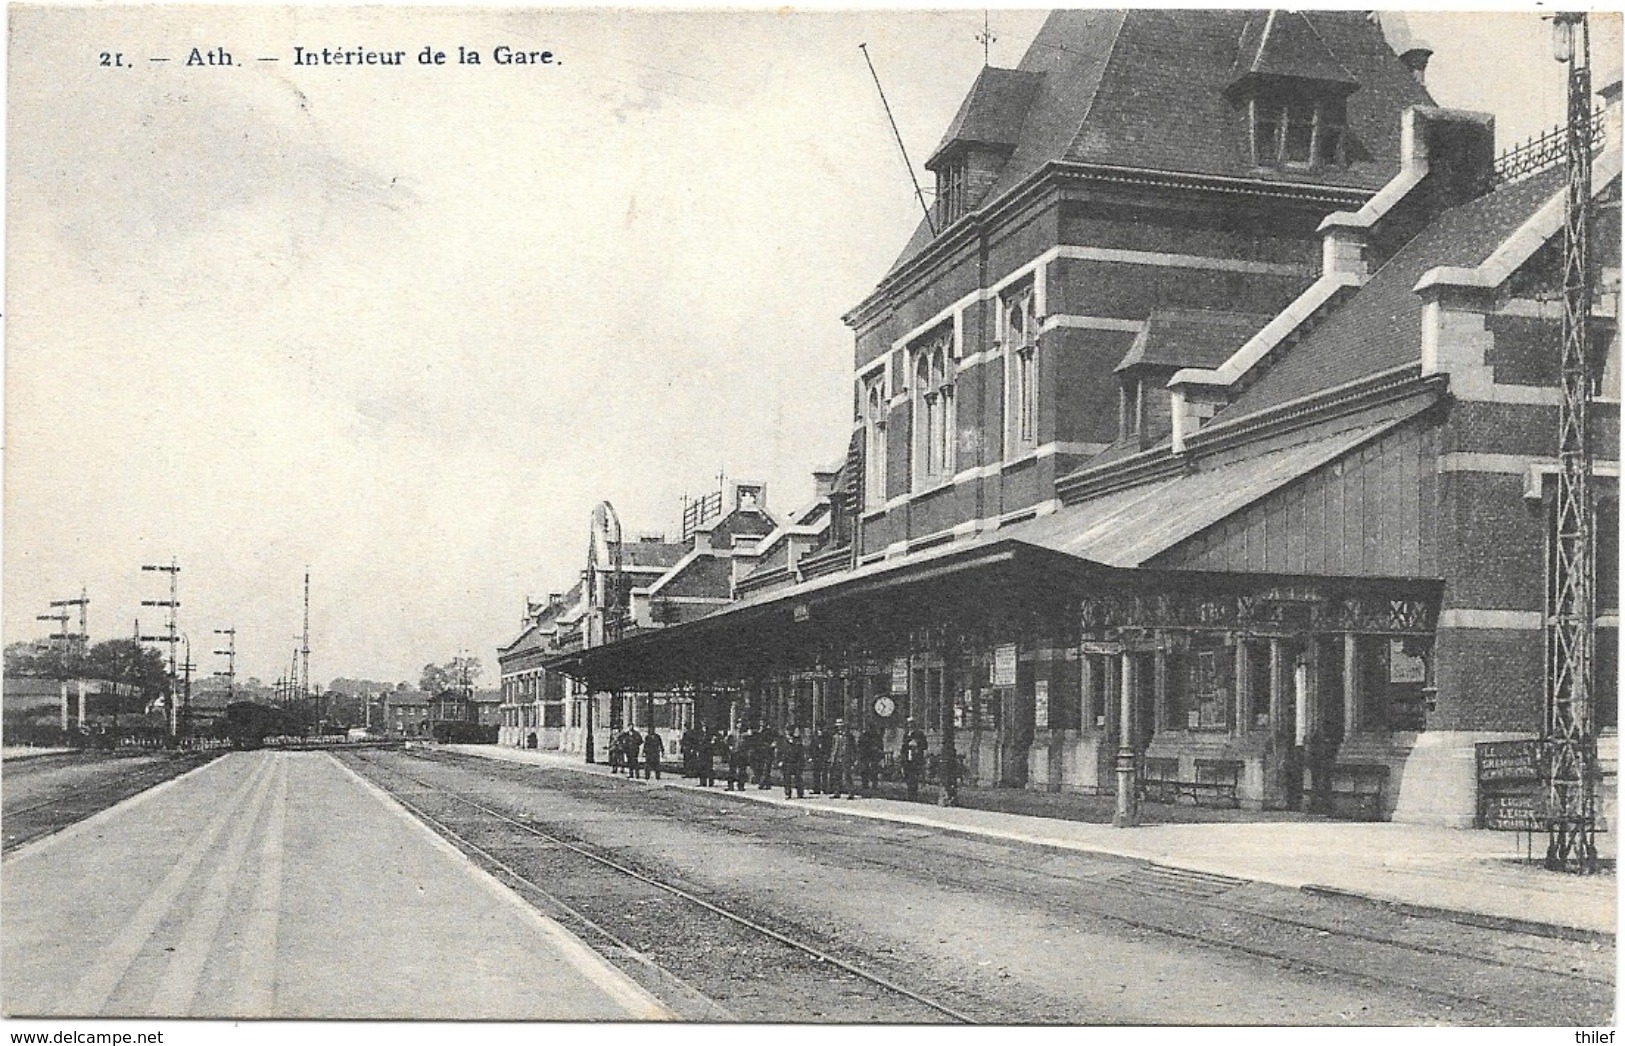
977, 11, 996, 68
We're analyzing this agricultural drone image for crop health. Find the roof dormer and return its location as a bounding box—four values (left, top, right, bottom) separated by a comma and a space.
1227, 11, 1362, 171
924, 66, 1042, 229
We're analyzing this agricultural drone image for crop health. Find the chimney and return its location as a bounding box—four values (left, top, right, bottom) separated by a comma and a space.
1400, 46, 1433, 86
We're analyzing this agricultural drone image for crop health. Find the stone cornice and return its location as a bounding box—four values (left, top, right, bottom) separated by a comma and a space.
845, 161, 1376, 332
1057, 363, 1441, 504
1184, 363, 1440, 458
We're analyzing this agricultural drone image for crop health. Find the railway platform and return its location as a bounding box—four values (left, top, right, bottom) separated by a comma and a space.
448, 744, 1617, 940
3, 749, 674, 1019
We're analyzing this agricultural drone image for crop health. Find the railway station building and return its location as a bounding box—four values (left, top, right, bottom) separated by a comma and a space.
542, 10, 1621, 827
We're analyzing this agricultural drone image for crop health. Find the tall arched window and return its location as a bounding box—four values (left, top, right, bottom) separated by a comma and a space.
1003, 284, 1039, 455
912, 329, 955, 488
864, 379, 888, 507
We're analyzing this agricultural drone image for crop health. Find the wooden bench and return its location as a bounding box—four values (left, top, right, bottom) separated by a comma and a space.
1327, 763, 1389, 821
1141, 759, 1241, 808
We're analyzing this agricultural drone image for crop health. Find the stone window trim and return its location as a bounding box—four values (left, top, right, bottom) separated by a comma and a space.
862, 376, 889, 509
999, 282, 1041, 458
910, 327, 957, 491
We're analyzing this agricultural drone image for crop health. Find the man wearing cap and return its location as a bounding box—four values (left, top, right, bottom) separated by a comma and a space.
776, 725, 807, 799
808, 720, 830, 795
900, 717, 929, 799
828, 718, 858, 799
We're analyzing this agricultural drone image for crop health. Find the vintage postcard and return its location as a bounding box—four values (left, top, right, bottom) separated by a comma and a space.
3, 4, 1618, 1034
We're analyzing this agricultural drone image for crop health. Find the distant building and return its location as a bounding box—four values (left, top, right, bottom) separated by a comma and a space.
381, 689, 431, 738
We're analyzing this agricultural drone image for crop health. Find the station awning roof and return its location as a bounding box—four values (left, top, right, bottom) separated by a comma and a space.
547, 413, 1435, 689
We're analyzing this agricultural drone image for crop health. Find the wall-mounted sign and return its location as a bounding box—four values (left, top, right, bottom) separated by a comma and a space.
993, 643, 1018, 687
891, 658, 910, 695
1034, 680, 1049, 730
793, 603, 810, 623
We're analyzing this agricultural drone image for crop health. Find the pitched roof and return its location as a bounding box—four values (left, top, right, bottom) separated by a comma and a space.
885, 10, 1432, 277
926, 66, 1044, 168
675, 412, 1415, 626
624, 540, 686, 569
1116, 309, 1272, 372
1216, 165, 1567, 421
1231, 10, 1358, 90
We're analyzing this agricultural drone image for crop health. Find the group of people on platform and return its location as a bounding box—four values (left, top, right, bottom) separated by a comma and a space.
607, 717, 944, 800
605, 723, 667, 780
681, 717, 939, 800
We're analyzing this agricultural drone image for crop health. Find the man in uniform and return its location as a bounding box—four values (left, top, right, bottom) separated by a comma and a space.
828, 719, 858, 799
679, 724, 700, 777
807, 720, 829, 795
900, 717, 929, 799
858, 724, 884, 797
696, 726, 717, 787
753, 723, 778, 790
726, 728, 749, 791
776, 726, 806, 799
642, 728, 663, 781
622, 725, 644, 779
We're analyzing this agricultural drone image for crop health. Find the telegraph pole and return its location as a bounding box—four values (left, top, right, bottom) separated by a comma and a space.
301, 569, 312, 705
213, 628, 237, 702
1544, 11, 1598, 874
140, 559, 181, 738
178, 635, 195, 739
43, 590, 90, 658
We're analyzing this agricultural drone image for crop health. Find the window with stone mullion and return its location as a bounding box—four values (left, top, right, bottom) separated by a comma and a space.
1003, 285, 1039, 455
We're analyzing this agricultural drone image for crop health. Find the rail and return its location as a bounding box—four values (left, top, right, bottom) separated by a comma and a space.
1493, 109, 1608, 186
347, 751, 978, 1023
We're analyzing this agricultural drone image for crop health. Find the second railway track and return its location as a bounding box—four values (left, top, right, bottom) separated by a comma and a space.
343, 749, 985, 1023
359, 747, 1615, 1025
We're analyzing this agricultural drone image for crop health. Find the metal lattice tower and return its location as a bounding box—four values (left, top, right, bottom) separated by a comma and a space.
1545, 12, 1598, 874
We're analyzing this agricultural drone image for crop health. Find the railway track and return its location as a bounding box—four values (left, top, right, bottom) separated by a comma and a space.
344, 750, 982, 1023
377, 748, 1613, 1025
3, 751, 221, 854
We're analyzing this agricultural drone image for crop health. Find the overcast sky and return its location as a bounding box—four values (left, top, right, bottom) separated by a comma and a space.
6, 6, 1618, 687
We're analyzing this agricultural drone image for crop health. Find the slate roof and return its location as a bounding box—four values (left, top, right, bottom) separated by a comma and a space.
1116, 309, 1272, 372
1230, 10, 1358, 89
1216, 165, 1568, 421
996, 415, 1413, 567
671, 412, 1416, 631
499, 578, 584, 654
885, 9, 1433, 277
624, 540, 686, 570
926, 66, 1044, 169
